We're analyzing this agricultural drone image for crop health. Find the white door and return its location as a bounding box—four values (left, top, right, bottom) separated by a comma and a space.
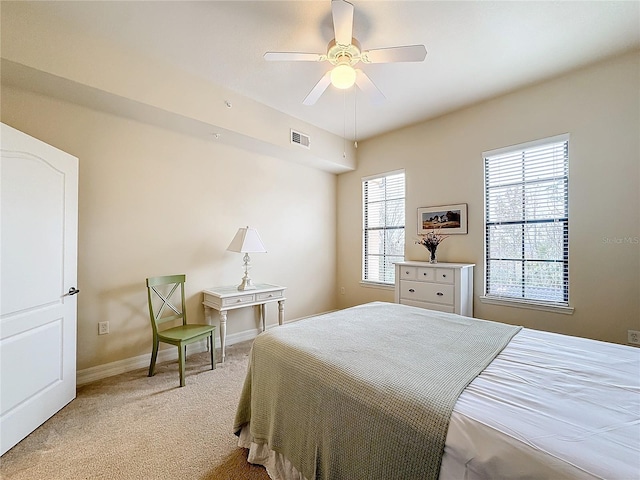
0, 123, 78, 455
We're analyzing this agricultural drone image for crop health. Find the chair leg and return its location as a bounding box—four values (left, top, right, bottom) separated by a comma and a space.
178, 344, 186, 387
210, 332, 215, 370
149, 338, 159, 377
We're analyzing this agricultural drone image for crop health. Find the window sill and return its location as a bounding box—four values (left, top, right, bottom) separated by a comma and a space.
479, 295, 574, 315
360, 281, 395, 291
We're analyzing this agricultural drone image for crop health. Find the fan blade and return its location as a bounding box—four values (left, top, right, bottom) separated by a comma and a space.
355, 69, 385, 105
303, 71, 332, 106
264, 52, 324, 62
332, 0, 354, 46
362, 45, 427, 63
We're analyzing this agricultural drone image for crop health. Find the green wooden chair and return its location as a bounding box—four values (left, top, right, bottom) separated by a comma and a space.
146, 274, 216, 387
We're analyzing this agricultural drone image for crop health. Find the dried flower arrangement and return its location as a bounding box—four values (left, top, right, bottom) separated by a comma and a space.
416, 229, 448, 263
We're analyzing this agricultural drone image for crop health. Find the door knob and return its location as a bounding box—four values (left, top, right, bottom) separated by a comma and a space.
66, 287, 80, 296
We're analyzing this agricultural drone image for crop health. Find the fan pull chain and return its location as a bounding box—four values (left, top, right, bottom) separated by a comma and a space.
342, 89, 347, 158
354, 87, 358, 148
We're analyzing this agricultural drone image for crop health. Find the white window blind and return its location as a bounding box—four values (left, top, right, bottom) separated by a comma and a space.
362, 171, 405, 284
484, 135, 569, 305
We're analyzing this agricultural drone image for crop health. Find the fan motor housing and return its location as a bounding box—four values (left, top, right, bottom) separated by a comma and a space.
327, 38, 362, 66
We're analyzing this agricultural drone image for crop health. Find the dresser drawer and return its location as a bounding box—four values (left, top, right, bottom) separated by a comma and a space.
256, 291, 282, 301
222, 294, 255, 307
435, 268, 454, 284
401, 299, 455, 314
400, 266, 444, 282
416, 267, 436, 281
400, 280, 454, 305
400, 266, 417, 280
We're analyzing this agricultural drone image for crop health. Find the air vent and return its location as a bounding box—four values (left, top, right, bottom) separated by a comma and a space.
291, 129, 310, 149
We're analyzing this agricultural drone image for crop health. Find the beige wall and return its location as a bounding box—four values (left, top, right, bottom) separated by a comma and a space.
337, 51, 640, 345
2, 85, 338, 370
1, 1, 351, 375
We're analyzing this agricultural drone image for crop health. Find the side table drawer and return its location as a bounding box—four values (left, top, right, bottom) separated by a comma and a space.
400, 280, 454, 305
257, 291, 282, 301
222, 294, 255, 307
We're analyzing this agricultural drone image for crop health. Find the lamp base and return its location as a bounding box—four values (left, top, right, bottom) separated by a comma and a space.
237, 276, 257, 291
237, 252, 258, 290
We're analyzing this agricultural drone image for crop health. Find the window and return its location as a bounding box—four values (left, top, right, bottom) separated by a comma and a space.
362, 170, 405, 285
483, 135, 569, 307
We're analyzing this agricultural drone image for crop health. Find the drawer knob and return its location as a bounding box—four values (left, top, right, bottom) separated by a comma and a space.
236, 299, 242, 303
442, 274, 447, 278
409, 289, 415, 293
423, 273, 427, 276
405, 271, 410, 274
437, 292, 444, 296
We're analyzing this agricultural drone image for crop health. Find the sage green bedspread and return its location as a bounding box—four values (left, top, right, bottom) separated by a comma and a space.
234, 302, 521, 480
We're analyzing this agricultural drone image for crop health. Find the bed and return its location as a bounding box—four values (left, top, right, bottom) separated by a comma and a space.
234, 302, 640, 480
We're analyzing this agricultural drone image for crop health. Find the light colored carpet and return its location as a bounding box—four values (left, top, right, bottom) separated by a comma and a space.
0, 341, 270, 480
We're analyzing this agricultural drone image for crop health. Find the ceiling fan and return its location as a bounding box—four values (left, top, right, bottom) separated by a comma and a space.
264, 0, 427, 106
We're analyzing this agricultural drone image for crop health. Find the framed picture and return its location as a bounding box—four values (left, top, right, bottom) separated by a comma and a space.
418, 204, 468, 235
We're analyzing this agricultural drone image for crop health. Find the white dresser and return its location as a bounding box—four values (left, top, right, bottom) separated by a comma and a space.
394, 261, 474, 317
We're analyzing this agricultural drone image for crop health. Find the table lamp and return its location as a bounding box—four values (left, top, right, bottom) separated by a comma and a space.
227, 226, 267, 291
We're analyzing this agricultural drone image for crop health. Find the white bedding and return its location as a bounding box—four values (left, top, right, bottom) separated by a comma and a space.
442, 328, 640, 480
239, 326, 640, 479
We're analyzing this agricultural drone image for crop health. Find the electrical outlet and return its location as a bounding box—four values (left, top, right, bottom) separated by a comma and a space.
98, 321, 110, 335
340, 287, 345, 295
628, 330, 640, 345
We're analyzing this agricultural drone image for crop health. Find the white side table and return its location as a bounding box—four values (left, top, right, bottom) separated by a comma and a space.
202, 283, 286, 362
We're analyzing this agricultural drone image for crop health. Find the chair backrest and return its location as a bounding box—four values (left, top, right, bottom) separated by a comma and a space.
146, 274, 188, 335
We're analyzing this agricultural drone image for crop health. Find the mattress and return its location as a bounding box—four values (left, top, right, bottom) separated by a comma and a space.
237, 304, 640, 479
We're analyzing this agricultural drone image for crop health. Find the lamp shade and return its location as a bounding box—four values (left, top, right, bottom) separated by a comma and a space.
227, 226, 267, 253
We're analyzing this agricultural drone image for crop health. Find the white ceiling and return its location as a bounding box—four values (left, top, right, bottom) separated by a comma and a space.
15, 1, 640, 141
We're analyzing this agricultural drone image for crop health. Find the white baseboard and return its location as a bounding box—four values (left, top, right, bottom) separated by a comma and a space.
77, 328, 260, 386
77, 311, 335, 386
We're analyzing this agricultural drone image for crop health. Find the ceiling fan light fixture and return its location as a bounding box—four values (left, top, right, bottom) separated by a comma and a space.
265, 0, 427, 105
330, 64, 356, 89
